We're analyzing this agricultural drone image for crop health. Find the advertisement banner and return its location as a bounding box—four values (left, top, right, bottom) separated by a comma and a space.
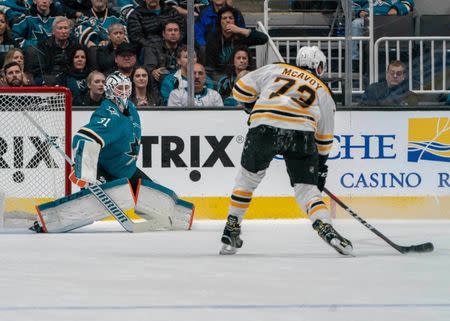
73, 109, 450, 219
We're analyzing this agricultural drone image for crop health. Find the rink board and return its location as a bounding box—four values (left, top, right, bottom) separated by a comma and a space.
73, 109, 450, 219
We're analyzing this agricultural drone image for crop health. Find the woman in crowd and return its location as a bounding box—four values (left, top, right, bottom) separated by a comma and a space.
217, 46, 251, 106
1, 48, 34, 86
58, 46, 90, 102
73, 70, 105, 106
0, 12, 15, 65
130, 66, 158, 106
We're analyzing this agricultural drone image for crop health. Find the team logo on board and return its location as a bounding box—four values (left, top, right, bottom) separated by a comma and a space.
408, 118, 450, 163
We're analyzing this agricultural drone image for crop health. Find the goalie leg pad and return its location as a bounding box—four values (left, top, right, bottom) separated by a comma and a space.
36, 178, 135, 233
135, 179, 194, 231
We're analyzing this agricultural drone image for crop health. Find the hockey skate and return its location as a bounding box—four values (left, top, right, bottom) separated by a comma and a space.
220, 215, 243, 255
313, 220, 353, 255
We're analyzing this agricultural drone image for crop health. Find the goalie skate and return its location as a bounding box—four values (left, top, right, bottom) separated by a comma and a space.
313, 220, 353, 255
219, 215, 243, 255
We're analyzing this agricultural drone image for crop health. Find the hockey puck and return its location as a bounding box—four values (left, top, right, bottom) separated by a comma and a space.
189, 170, 201, 182
13, 171, 25, 183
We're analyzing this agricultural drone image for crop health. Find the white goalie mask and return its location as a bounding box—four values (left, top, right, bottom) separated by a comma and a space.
104, 72, 132, 111
296, 46, 327, 77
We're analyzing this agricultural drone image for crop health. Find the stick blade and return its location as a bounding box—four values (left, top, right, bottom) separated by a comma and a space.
400, 242, 434, 254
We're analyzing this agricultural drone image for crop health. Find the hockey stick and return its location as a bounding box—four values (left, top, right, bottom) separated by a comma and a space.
323, 187, 434, 254
22, 109, 152, 233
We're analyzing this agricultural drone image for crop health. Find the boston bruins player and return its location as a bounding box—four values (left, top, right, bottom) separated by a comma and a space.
220, 46, 353, 256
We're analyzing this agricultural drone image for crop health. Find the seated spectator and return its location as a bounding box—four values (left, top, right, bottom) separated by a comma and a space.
1, 48, 34, 85
168, 62, 223, 107
73, 69, 105, 106
195, 0, 245, 62
130, 65, 158, 106
12, 0, 66, 49
0, 11, 16, 64
75, 0, 124, 47
361, 60, 417, 106
1, 61, 26, 86
0, 11, 13, 46
57, 46, 90, 102
160, 45, 215, 105
205, 6, 267, 78
144, 20, 181, 88
352, 0, 415, 60
95, 23, 127, 74
114, 42, 138, 77
127, 0, 185, 49
26, 16, 76, 85
217, 45, 251, 106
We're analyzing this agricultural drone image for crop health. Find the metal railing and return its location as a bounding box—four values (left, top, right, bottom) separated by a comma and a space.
374, 36, 449, 93
263, 36, 371, 93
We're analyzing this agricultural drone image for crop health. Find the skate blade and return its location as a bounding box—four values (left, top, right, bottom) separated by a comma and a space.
220, 244, 237, 255
330, 238, 353, 256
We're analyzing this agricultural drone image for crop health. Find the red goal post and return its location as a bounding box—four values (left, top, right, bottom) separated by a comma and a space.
0, 87, 72, 227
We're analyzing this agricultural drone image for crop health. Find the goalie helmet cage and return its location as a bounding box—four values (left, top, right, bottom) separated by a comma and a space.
0, 87, 72, 227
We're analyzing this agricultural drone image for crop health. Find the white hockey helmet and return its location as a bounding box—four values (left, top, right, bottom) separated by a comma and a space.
104, 71, 132, 111
296, 46, 327, 77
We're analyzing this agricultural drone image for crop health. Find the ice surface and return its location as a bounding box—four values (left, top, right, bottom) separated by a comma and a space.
0, 219, 449, 321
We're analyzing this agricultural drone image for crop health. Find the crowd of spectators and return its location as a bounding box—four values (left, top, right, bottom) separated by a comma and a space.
0, 0, 268, 107
0, 0, 446, 107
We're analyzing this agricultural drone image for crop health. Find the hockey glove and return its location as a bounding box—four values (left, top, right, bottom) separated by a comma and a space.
69, 168, 89, 188
317, 166, 327, 192
317, 155, 328, 192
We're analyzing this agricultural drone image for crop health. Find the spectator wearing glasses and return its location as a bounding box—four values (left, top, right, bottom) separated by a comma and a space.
361, 60, 417, 106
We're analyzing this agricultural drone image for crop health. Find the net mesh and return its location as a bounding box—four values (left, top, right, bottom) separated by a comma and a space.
0, 88, 70, 226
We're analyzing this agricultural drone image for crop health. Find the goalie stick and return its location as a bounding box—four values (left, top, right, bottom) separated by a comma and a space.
22, 109, 153, 233
324, 187, 434, 254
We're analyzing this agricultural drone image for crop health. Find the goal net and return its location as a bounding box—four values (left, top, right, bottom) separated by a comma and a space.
0, 87, 71, 228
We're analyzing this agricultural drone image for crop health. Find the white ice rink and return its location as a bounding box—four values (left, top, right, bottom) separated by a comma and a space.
1, 219, 449, 321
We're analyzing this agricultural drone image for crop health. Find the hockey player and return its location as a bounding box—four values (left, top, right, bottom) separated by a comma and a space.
220, 46, 353, 256
28, 71, 194, 233
70, 71, 150, 193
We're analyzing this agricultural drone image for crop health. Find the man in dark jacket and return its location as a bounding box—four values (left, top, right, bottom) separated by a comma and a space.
194, 0, 245, 50
205, 6, 267, 78
144, 19, 181, 87
127, 0, 185, 49
362, 60, 417, 106
26, 16, 77, 85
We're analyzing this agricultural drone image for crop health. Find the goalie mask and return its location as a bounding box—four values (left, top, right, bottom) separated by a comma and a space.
296, 46, 327, 77
105, 72, 132, 111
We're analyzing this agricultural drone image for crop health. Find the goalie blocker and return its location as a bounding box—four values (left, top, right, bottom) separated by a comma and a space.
34, 178, 194, 233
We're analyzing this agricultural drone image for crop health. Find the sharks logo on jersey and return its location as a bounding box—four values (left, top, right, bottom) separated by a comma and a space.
107, 106, 120, 117
72, 99, 142, 179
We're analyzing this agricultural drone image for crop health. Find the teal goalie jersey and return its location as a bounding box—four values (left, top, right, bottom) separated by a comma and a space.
72, 99, 142, 180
